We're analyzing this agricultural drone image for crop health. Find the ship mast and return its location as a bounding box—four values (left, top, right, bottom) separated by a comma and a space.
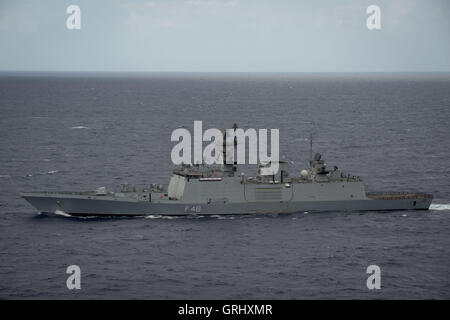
221, 123, 238, 167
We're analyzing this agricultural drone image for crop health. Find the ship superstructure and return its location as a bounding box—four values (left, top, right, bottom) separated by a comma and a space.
21, 147, 433, 216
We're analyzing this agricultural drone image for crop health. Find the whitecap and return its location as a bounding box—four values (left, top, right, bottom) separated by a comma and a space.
0, 175, 10, 178
70, 126, 89, 129
47, 170, 59, 175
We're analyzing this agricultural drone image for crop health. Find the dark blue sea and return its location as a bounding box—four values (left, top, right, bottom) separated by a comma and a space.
0, 72, 449, 299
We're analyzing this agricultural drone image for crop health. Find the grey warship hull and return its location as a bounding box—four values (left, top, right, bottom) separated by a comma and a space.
21, 191, 432, 217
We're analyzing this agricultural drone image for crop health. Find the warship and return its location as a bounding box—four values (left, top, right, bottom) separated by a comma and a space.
21, 130, 433, 217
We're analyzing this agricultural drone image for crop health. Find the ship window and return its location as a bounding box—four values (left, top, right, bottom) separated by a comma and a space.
413, 201, 416, 206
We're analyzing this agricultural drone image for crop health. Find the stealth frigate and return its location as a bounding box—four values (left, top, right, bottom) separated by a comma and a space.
21, 134, 433, 217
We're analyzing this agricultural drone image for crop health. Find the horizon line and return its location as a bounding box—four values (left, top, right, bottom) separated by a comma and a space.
1, 70, 450, 74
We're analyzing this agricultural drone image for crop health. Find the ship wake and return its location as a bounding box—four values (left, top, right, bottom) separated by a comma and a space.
429, 203, 450, 211
54, 209, 73, 217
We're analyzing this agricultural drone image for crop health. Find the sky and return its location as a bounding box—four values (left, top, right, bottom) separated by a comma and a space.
0, 0, 449, 72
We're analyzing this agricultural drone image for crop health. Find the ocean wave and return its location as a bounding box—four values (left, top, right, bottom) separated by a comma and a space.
25, 170, 59, 177
70, 126, 89, 129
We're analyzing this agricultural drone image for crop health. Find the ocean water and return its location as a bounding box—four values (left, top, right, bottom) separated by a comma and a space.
0, 72, 449, 299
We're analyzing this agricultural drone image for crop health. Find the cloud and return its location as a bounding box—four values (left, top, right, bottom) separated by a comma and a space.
386, 0, 418, 26
123, 0, 241, 32
0, 0, 449, 71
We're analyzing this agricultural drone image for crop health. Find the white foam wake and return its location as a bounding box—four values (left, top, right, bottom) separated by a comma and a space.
210, 215, 235, 220
145, 215, 179, 219
429, 203, 450, 211
54, 209, 72, 217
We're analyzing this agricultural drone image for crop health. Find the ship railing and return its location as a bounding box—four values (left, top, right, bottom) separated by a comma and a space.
25, 191, 95, 195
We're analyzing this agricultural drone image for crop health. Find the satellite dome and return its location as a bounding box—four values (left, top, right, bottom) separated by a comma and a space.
300, 170, 309, 178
